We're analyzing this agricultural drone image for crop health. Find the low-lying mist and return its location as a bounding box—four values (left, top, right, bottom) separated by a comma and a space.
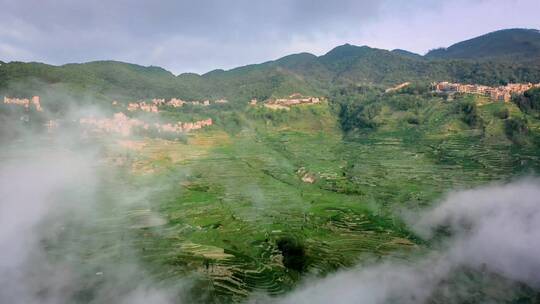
265, 180, 540, 304
0, 141, 183, 303
0, 97, 188, 303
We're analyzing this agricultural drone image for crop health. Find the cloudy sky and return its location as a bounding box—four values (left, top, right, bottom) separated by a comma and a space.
1, 0, 539, 74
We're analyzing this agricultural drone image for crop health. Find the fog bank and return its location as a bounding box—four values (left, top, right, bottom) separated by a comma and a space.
271, 180, 540, 304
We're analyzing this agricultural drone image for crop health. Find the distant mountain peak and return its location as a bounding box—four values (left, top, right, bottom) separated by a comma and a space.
426, 28, 540, 63
321, 44, 374, 60
178, 72, 202, 78
391, 49, 422, 59
275, 52, 318, 63
491, 28, 539, 34
203, 69, 225, 76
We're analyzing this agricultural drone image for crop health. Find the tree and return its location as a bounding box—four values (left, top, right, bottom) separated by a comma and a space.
276, 237, 308, 272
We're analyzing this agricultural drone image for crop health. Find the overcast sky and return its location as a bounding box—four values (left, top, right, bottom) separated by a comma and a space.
0, 0, 539, 74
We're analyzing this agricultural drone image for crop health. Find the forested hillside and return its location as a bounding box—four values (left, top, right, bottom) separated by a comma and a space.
426, 28, 540, 64
3, 27, 540, 303
2, 29, 540, 106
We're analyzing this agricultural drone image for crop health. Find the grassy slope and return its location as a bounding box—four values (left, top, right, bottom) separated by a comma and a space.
7, 90, 534, 303
122, 103, 416, 301
68, 93, 538, 301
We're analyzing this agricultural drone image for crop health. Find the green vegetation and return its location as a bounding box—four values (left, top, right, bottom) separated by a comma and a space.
50, 92, 537, 302
276, 237, 308, 272
2, 29, 540, 106
504, 117, 529, 142
426, 28, 540, 65
3, 28, 540, 302
458, 99, 483, 128
514, 87, 540, 116
4, 84, 540, 302
494, 106, 510, 119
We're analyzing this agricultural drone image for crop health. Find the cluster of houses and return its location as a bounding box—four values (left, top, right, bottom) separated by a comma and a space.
80, 113, 147, 137
268, 93, 322, 106
251, 94, 323, 110
433, 82, 540, 102
79, 112, 213, 137
126, 101, 159, 113
3, 96, 42, 111
118, 98, 228, 112
154, 98, 228, 107
157, 118, 213, 133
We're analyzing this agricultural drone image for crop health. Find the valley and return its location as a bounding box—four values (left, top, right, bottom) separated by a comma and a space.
3, 80, 540, 302
2, 27, 540, 303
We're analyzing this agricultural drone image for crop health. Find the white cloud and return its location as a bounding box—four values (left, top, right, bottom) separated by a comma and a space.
272, 179, 540, 304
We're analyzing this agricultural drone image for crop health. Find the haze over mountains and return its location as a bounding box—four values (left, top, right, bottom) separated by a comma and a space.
1, 28, 540, 103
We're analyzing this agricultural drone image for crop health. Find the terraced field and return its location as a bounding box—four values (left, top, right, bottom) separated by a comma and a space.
18, 97, 540, 302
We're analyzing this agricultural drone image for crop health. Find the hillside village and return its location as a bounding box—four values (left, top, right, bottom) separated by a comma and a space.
79, 112, 212, 137
250, 94, 323, 110
3, 96, 42, 111
118, 98, 229, 113
432, 81, 540, 102
1, 95, 214, 137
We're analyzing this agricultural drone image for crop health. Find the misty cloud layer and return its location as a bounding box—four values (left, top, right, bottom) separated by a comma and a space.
0, 153, 92, 303
0, 113, 181, 303
270, 180, 540, 304
1, 0, 539, 73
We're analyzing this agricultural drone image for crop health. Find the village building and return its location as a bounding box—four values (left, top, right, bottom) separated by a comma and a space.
152, 98, 166, 105
167, 98, 185, 107
124, 98, 227, 111
44, 120, 59, 132
31, 96, 42, 111
80, 112, 212, 137
265, 94, 323, 108
152, 118, 213, 133
433, 81, 540, 102
140, 102, 158, 112
3, 96, 43, 111
127, 101, 158, 112
127, 102, 140, 111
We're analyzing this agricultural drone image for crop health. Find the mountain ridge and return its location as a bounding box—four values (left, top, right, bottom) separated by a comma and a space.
1, 28, 540, 102
2, 28, 538, 76
425, 28, 540, 63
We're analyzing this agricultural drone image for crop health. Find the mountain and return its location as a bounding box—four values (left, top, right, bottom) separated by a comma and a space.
318, 44, 435, 84
271, 43, 540, 86
426, 28, 540, 64
391, 49, 423, 59
1, 28, 540, 104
